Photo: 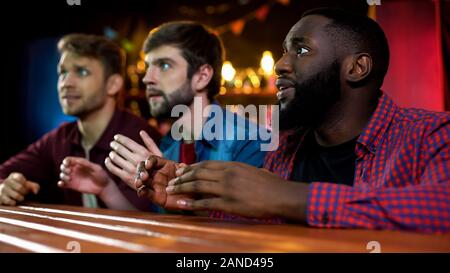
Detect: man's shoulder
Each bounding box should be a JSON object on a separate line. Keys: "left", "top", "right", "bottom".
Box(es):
{"left": 40, "top": 120, "right": 78, "bottom": 141}
{"left": 393, "top": 106, "right": 450, "bottom": 132}
{"left": 117, "top": 108, "right": 150, "bottom": 127}
{"left": 115, "top": 108, "right": 157, "bottom": 134}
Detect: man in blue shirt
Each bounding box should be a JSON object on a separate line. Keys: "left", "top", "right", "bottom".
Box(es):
{"left": 104, "top": 21, "right": 271, "bottom": 194}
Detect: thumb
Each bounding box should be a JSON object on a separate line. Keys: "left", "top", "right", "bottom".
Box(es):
{"left": 140, "top": 130, "right": 162, "bottom": 157}
{"left": 68, "top": 157, "right": 99, "bottom": 170}
{"left": 25, "top": 181, "right": 40, "bottom": 195}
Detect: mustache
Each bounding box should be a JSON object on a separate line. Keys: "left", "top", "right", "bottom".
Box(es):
{"left": 145, "top": 88, "right": 165, "bottom": 97}
{"left": 145, "top": 88, "right": 170, "bottom": 106}
{"left": 59, "top": 88, "right": 80, "bottom": 98}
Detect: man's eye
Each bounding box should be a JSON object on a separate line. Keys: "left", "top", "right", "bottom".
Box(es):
{"left": 77, "top": 68, "right": 89, "bottom": 77}
{"left": 58, "top": 70, "right": 67, "bottom": 78}
{"left": 161, "top": 63, "right": 170, "bottom": 71}
{"left": 297, "top": 47, "right": 309, "bottom": 56}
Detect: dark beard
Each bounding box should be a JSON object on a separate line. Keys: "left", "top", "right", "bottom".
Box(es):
{"left": 279, "top": 60, "right": 341, "bottom": 131}
{"left": 148, "top": 80, "right": 195, "bottom": 118}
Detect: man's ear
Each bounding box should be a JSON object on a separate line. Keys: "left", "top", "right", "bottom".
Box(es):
{"left": 344, "top": 53, "right": 372, "bottom": 83}
{"left": 105, "top": 74, "right": 124, "bottom": 96}
{"left": 191, "top": 64, "right": 214, "bottom": 92}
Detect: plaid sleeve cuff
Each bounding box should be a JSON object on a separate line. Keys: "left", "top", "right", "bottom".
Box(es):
{"left": 307, "top": 182, "right": 353, "bottom": 227}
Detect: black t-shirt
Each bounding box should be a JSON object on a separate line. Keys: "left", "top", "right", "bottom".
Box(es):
{"left": 291, "top": 131, "right": 358, "bottom": 186}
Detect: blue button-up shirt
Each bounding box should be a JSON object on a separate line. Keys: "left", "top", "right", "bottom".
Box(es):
{"left": 160, "top": 104, "right": 268, "bottom": 168}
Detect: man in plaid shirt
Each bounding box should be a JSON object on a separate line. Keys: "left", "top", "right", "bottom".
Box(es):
{"left": 137, "top": 8, "right": 449, "bottom": 233}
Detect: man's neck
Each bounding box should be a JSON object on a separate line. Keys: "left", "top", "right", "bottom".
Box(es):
{"left": 77, "top": 100, "right": 116, "bottom": 150}
{"left": 313, "top": 90, "right": 379, "bottom": 147}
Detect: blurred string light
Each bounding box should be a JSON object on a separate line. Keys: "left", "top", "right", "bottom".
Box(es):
{"left": 136, "top": 60, "right": 146, "bottom": 73}
{"left": 121, "top": 39, "right": 134, "bottom": 53}
{"left": 260, "top": 51, "right": 274, "bottom": 76}
{"left": 221, "top": 61, "right": 236, "bottom": 82}
{"left": 246, "top": 68, "right": 260, "bottom": 89}
{"left": 218, "top": 52, "right": 278, "bottom": 96}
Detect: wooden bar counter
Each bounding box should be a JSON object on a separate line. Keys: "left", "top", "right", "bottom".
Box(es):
{"left": 0, "top": 203, "right": 449, "bottom": 253}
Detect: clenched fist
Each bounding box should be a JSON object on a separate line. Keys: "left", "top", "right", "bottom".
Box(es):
{"left": 0, "top": 172, "right": 40, "bottom": 206}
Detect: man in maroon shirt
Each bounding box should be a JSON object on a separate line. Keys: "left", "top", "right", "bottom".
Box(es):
{"left": 0, "top": 34, "right": 160, "bottom": 211}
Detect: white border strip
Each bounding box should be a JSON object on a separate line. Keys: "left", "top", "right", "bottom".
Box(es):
{"left": 0, "top": 208, "right": 211, "bottom": 247}
{"left": 0, "top": 233, "right": 66, "bottom": 253}
{"left": 18, "top": 206, "right": 265, "bottom": 238}
{"left": 0, "top": 216, "right": 156, "bottom": 252}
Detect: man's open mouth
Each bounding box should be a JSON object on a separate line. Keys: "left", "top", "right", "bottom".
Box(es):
{"left": 275, "top": 79, "right": 296, "bottom": 101}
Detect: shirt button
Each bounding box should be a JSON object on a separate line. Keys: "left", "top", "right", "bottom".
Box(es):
{"left": 323, "top": 212, "right": 329, "bottom": 224}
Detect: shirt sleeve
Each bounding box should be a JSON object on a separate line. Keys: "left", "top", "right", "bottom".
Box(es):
{"left": 306, "top": 120, "right": 450, "bottom": 233}
{"left": 0, "top": 131, "right": 56, "bottom": 185}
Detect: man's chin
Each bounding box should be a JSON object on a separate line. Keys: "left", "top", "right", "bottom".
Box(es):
{"left": 61, "top": 108, "right": 78, "bottom": 117}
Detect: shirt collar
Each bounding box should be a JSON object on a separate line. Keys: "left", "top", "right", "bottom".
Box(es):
{"left": 70, "top": 107, "right": 122, "bottom": 151}
{"left": 356, "top": 92, "right": 397, "bottom": 156}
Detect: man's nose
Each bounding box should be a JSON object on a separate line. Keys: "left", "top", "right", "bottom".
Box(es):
{"left": 142, "top": 66, "right": 158, "bottom": 86}
{"left": 60, "top": 73, "right": 76, "bottom": 88}
{"left": 274, "top": 54, "right": 293, "bottom": 76}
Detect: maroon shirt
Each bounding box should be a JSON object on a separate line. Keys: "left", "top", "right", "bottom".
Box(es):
{"left": 0, "top": 108, "right": 161, "bottom": 211}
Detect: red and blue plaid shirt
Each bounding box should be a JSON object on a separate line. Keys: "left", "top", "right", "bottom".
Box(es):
{"left": 265, "top": 93, "right": 450, "bottom": 233}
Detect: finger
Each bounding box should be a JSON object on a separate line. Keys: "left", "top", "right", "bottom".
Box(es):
{"left": 171, "top": 168, "right": 223, "bottom": 186}
{"left": 133, "top": 160, "right": 150, "bottom": 189}
{"left": 175, "top": 161, "right": 227, "bottom": 176}
{"left": 9, "top": 172, "right": 27, "bottom": 184}
{"left": 57, "top": 180, "right": 66, "bottom": 188}
{"left": 114, "top": 134, "right": 149, "bottom": 156}
{"left": 65, "top": 157, "right": 99, "bottom": 171}
{"left": 62, "top": 157, "right": 71, "bottom": 166}
{"left": 140, "top": 130, "right": 162, "bottom": 157}
{"left": 25, "top": 181, "right": 40, "bottom": 195}
{"left": 1, "top": 195, "right": 16, "bottom": 206}
{"left": 144, "top": 155, "right": 175, "bottom": 172}
{"left": 105, "top": 158, "right": 135, "bottom": 187}
{"left": 108, "top": 151, "right": 136, "bottom": 174}
{"left": 60, "top": 163, "right": 71, "bottom": 175}
{"left": 176, "top": 197, "right": 223, "bottom": 211}
{"left": 3, "top": 186, "right": 25, "bottom": 202}
{"left": 110, "top": 140, "right": 139, "bottom": 164}
{"left": 6, "top": 180, "right": 29, "bottom": 195}
{"left": 136, "top": 160, "right": 149, "bottom": 181}
{"left": 166, "top": 180, "right": 223, "bottom": 196}
{"left": 137, "top": 185, "right": 155, "bottom": 200}
{"left": 135, "top": 172, "right": 151, "bottom": 189}
{"left": 59, "top": 172, "right": 70, "bottom": 183}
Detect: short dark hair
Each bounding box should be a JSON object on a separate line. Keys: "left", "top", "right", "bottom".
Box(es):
{"left": 57, "top": 33, "right": 125, "bottom": 79}
{"left": 302, "top": 8, "right": 390, "bottom": 88}
{"left": 143, "top": 21, "right": 224, "bottom": 101}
